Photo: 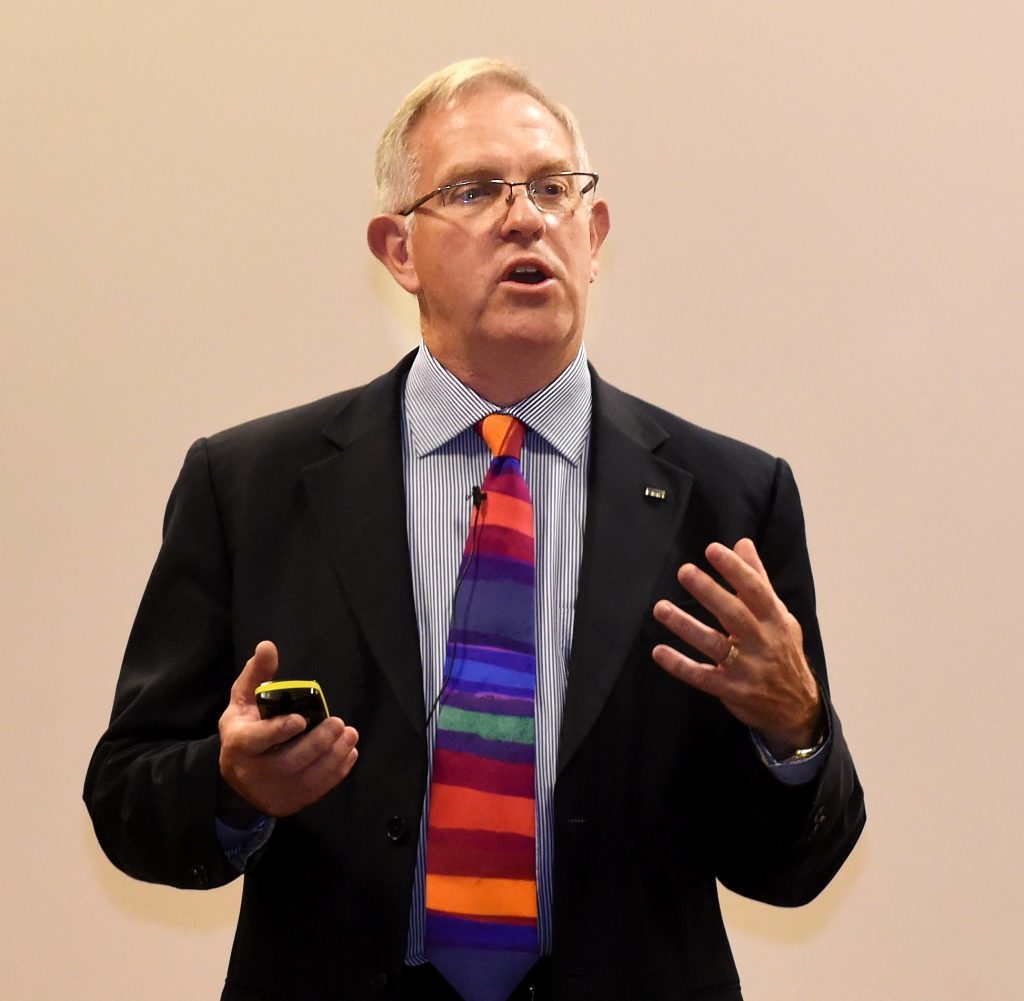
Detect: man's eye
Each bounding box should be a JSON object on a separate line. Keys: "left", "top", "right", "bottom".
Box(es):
{"left": 534, "top": 177, "right": 571, "bottom": 198}
{"left": 447, "top": 181, "right": 502, "bottom": 206}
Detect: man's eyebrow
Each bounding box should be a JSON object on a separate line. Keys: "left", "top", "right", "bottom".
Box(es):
{"left": 437, "top": 165, "right": 498, "bottom": 183}
{"left": 438, "top": 160, "right": 576, "bottom": 183}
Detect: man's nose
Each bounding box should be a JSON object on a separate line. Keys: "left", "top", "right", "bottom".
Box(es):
{"left": 500, "top": 183, "right": 545, "bottom": 238}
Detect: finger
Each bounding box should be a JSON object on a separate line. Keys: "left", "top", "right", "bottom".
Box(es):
{"left": 270, "top": 726, "right": 360, "bottom": 813}
{"left": 292, "top": 730, "right": 360, "bottom": 795}
{"left": 652, "top": 600, "right": 733, "bottom": 664}
{"left": 270, "top": 718, "right": 354, "bottom": 773}
{"left": 676, "top": 562, "right": 753, "bottom": 638}
{"left": 229, "top": 712, "right": 308, "bottom": 756}
{"left": 704, "top": 543, "right": 776, "bottom": 620}
{"left": 651, "top": 643, "right": 728, "bottom": 698}
{"left": 733, "top": 537, "right": 767, "bottom": 578}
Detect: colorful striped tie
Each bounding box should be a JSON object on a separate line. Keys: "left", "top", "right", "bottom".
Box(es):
{"left": 424, "top": 414, "right": 539, "bottom": 1001}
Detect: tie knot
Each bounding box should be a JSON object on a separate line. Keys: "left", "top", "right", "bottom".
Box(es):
{"left": 478, "top": 414, "right": 525, "bottom": 460}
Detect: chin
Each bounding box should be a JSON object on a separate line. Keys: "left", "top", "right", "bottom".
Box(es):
{"left": 483, "top": 315, "right": 579, "bottom": 354}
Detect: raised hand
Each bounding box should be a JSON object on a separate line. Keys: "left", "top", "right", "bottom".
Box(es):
{"left": 652, "top": 539, "right": 823, "bottom": 759}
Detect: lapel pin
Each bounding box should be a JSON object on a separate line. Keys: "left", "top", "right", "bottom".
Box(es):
{"left": 644, "top": 487, "right": 668, "bottom": 501}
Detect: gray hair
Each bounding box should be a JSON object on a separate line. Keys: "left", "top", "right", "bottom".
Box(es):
{"left": 374, "top": 57, "right": 591, "bottom": 214}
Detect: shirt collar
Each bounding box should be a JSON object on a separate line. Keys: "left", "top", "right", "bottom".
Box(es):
{"left": 404, "top": 341, "right": 592, "bottom": 465}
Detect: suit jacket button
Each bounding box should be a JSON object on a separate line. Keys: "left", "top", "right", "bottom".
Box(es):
{"left": 188, "top": 864, "right": 209, "bottom": 887}
{"left": 385, "top": 816, "right": 409, "bottom": 845}
{"left": 809, "top": 807, "right": 827, "bottom": 838}
{"left": 369, "top": 971, "right": 388, "bottom": 994}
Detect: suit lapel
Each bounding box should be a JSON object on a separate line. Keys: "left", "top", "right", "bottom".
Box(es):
{"left": 557, "top": 374, "right": 695, "bottom": 774}
{"left": 298, "top": 357, "right": 696, "bottom": 764}
{"left": 301, "top": 355, "right": 426, "bottom": 738}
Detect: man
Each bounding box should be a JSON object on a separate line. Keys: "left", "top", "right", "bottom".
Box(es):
{"left": 85, "top": 58, "right": 864, "bottom": 1001}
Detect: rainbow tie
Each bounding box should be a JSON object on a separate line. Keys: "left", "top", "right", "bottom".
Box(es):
{"left": 424, "top": 414, "right": 539, "bottom": 1001}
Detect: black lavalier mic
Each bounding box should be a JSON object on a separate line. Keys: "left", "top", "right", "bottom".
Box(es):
{"left": 471, "top": 485, "right": 487, "bottom": 508}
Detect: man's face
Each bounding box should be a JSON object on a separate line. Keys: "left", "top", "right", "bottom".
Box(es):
{"left": 390, "top": 87, "right": 609, "bottom": 397}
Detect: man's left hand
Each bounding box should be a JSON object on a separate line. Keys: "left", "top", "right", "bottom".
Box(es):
{"left": 652, "top": 538, "right": 822, "bottom": 759}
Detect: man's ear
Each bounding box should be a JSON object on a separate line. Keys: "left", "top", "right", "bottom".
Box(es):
{"left": 367, "top": 214, "right": 421, "bottom": 294}
{"left": 588, "top": 200, "right": 611, "bottom": 282}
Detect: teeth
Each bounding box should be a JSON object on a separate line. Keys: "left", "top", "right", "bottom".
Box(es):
{"left": 507, "top": 263, "right": 547, "bottom": 284}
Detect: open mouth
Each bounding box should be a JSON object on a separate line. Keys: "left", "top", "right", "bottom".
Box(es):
{"left": 504, "top": 264, "right": 550, "bottom": 285}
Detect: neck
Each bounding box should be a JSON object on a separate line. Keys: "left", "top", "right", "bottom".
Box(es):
{"left": 423, "top": 339, "right": 581, "bottom": 407}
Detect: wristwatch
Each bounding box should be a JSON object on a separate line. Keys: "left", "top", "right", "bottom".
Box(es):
{"left": 786, "top": 730, "right": 826, "bottom": 762}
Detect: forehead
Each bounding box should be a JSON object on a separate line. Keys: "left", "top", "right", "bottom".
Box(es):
{"left": 409, "top": 87, "right": 576, "bottom": 184}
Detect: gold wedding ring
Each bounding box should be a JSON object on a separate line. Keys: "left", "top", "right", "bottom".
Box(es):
{"left": 722, "top": 643, "right": 740, "bottom": 667}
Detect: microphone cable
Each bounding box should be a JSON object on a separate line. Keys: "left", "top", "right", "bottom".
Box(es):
{"left": 425, "top": 418, "right": 519, "bottom": 727}
{"left": 425, "top": 482, "right": 487, "bottom": 727}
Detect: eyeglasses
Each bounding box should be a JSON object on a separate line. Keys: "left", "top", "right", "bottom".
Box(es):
{"left": 398, "top": 171, "right": 599, "bottom": 218}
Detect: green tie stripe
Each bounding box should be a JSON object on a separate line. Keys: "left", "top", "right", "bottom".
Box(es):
{"left": 437, "top": 704, "right": 536, "bottom": 745}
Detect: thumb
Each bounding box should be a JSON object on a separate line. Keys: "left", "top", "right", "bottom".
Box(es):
{"left": 231, "top": 640, "right": 279, "bottom": 708}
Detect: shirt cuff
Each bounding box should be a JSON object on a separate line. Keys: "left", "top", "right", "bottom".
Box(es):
{"left": 749, "top": 730, "right": 831, "bottom": 786}
{"left": 215, "top": 814, "right": 275, "bottom": 871}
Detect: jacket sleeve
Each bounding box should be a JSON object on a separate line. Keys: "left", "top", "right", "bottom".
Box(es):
{"left": 83, "top": 439, "right": 243, "bottom": 890}
{"left": 711, "top": 458, "right": 866, "bottom": 906}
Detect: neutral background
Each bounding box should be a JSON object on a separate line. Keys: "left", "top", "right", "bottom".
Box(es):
{"left": 3, "top": 3, "right": 1022, "bottom": 999}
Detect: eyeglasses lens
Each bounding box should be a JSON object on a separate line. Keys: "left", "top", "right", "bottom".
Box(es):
{"left": 439, "top": 175, "right": 593, "bottom": 214}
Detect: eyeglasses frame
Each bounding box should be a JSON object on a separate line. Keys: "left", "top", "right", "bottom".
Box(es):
{"left": 397, "top": 171, "right": 599, "bottom": 218}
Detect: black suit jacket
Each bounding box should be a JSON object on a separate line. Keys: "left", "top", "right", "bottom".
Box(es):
{"left": 85, "top": 352, "right": 864, "bottom": 1001}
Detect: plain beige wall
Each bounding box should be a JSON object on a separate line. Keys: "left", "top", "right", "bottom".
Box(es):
{"left": 3, "top": 3, "right": 1022, "bottom": 998}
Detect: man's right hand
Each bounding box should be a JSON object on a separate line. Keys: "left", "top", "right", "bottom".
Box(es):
{"left": 218, "top": 640, "right": 359, "bottom": 818}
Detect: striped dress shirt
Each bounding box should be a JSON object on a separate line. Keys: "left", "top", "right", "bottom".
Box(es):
{"left": 402, "top": 342, "right": 591, "bottom": 963}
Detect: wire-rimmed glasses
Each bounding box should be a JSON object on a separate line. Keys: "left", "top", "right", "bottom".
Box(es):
{"left": 398, "top": 171, "right": 599, "bottom": 218}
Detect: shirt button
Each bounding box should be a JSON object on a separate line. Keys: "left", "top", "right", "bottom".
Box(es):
{"left": 369, "top": 971, "right": 388, "bottom": 994}
{"left": 385, "top": 816, "right": 409, "bottom": 845}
